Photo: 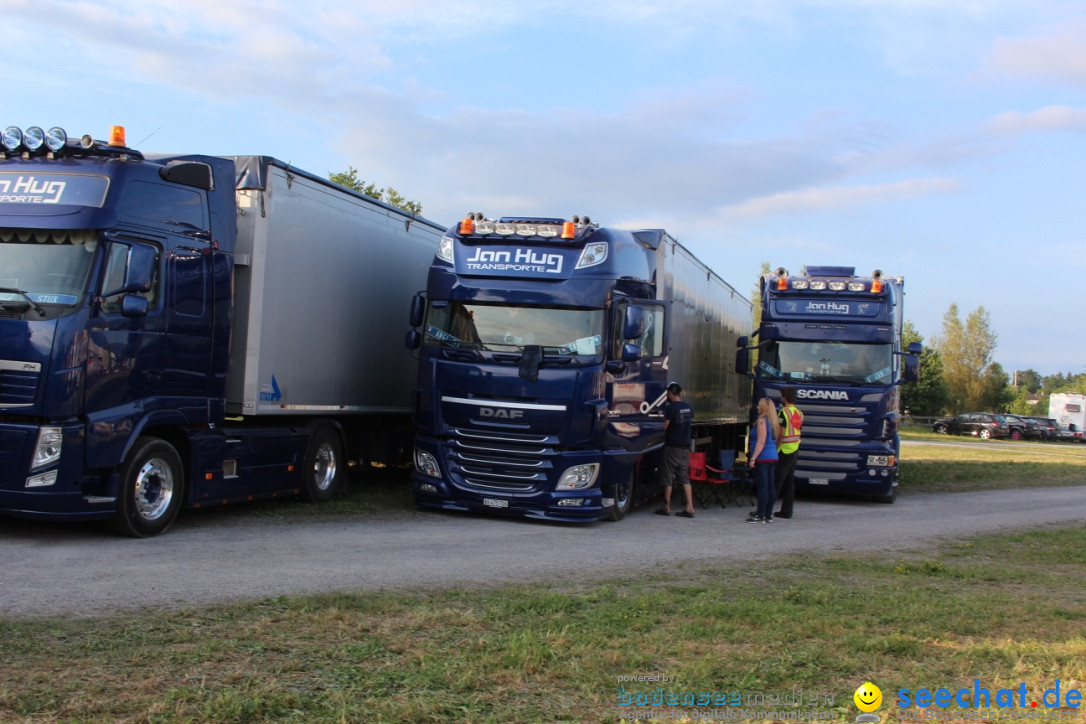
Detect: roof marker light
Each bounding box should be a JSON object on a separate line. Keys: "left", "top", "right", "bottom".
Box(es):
{"left": 562, "top": 221, "right": 576, "bottom": 239}
{"left": 109, "top": 125, "right": 126, "bottom": 147}
{"left": 791, "top": 280, "right": 808, "bottom": 290}
{"left": 848, "top": 282, "right": 865, "bottom": 292}
{"left": 871, "top": 279, "right": 883, "bottom": 293}
{"left": 810, "top": 281, "right": 827, "bottom": 290}
{"left": 459, "top": 216, "right": 474, "bottom": 234}
{"left": 776, "top": 276, "right": 788, "bottom": 290}
{"left": 829, "top": 281, "right": 846, "bottom": 291}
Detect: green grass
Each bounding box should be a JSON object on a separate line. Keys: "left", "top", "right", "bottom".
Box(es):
{"left": 900, "top": 430, "right": 1086, "bottom": 492}
{"left": 2, "top": 526, "right": 1083, "bottom": 723}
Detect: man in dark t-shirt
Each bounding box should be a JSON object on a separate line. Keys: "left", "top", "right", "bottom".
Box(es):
{"left": 657, "top": 382, "right": 695, "bottom": 518}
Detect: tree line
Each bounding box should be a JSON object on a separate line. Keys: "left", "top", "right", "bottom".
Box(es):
{"left": 902, "top": 304, "right": 1083, "bottom": 418}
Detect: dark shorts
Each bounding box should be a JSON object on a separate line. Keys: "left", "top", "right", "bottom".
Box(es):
{"left": 661, "top": 446, "right": 689, "bottom": 488}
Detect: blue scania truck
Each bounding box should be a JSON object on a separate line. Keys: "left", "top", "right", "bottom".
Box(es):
{"left": 405, "top": 214, "right": 751, "bottom": 521}
{"left": 0, "top": 124, "right": 442, "bottom": 536}
{"left": 737, "top": 266, "right": 920, "bottom": 503}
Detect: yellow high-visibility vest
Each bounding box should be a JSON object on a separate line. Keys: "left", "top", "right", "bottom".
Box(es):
{"left": 778, "top": 404, "right": 803, "bottom": 454}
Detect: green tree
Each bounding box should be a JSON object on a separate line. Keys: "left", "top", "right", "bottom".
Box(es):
{"left": 899, "top": 320, "right": 950, "bottom": 416}
{"left": 1012, "top": 368, "right": 1042, "bottom": 393}
{"left": 328, "top": 166, "right": 423, "bottom": 215}
{"left": 977, "top": 361, "right": 1014, "bottom": 411}
{"left": 932, "top": 303, "right": 1000, "bottom": 413}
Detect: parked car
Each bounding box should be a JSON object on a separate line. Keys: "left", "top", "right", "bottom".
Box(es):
{"left": 1004, "top": 414, "right": 1041, "bottom": 440}
{"left": 931, "top": 413, "right": 1010, "bottom": 439}
{"left": 1058, "top": 423, "right": 1085, "bottom": 443}
{"left": 1026, "top": 417, "right": 1060, "bottom": 441}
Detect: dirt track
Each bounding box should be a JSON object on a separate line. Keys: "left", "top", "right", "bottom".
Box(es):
{"left": 2, "top": 484, "right": 1083, "bottom": 619}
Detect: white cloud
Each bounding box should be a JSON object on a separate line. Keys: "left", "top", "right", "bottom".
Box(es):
{"left": 985, "top": 22, "right": 1086, "bottom": 89}
{"left": 988, "top": 105, "right": 1086, "bottom": 135}
{"left": 717, "top": 177, "right": 963, "bottom": 221}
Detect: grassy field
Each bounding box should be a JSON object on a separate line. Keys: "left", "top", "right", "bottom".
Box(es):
{"left": 1, "top": 440, "right": 1083, "bottom": 723}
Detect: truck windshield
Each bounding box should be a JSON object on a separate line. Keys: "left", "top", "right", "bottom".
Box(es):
{"left": 425, "top": 301, "right": 604, "bottom": 356}
{"left": 757, "top": 340, "right": 893, "bottom": 384}
{"left": 0, "top": 229, "right": 97, "bottom": 306}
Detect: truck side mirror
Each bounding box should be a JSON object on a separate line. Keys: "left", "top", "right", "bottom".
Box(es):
{"left": 159, "top": 160, "right": 214, "bottom": 190}
{"left": 621, "top": 343, "right": 642, "bottom": 362}
{"left": 907, "top": 341, "right": 922, "bottom": 355}
{"left": 408, "top": 293, "right": 425, "bottom": 328}
{"left": 405, "top": 328, "right": 421, "bottom": 350}
{"left": 623, "top": 305, "right": 643, "bottom": 340}
{"left": 736, "top": 346, "right": 751, "bottom": 376}
{"left": 125, "top": 245, "right": 157, "bottom": 293}
{"left": 121, "top": 294, "right": 150, "bottom": 318}
{"left": 901, "top": 353, "right": 920, "bottom": 383}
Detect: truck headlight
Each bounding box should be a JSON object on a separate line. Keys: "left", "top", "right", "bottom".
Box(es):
{"left": 414, "top": 448, "right": 441, "bottom": 478}
{"left": 866, "top": 455, "right": 895, "bottom": 467}
{"left": 31, "top": 426, "right": 62, "bottom": 470}
{"left": 556, "top": 463, "right": 599, "bottom": 490}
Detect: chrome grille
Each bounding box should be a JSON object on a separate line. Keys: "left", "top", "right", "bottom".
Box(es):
{"left": 448, "top": 427, "right": 558, "bottom": 493}
{"left": 795, "top": 403, "right": 869, "bottom": 476}
{"left": 0, "top": 367, "right": 39, "bottom": 407}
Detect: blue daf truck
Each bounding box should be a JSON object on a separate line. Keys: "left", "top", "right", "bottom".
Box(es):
{"left": 405, "top": 214, "right": 751, "bottom": 521}
{"left": 0, "top": 124, "right": 442, "bottom": 536}
{"left": 736, "top": 266, "right": 920, "bottom": 503}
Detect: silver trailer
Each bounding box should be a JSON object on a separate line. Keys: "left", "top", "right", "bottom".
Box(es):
{"left": 654, "top": 234, "right": 752, "bottom": 429}
{"left": 226, "top": 157, "right": 444, "bottom": 417}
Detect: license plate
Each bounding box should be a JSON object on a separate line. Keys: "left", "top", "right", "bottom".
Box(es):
{"left": 808, "top": 478, "right": 829, "bottom": 486}
{"left": 483, "top": 497, "right": 509, "bottom": 508}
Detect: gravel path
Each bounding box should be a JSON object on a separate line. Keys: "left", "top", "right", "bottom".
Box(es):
{"left": 2, "top": 486, "right": 1083, "bottom": 618}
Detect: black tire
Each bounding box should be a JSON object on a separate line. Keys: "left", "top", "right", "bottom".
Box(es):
{"left": 607, "top": 474, "right": 635, "bottom": 522}
{"left": 111, "top": 437, "right": 184, "bottom": 538}
{"left": 934, "top": 424, "right": 948, "bottom": 434}
{"left": 302, "top": 426, "right": 345, "bottom": 503}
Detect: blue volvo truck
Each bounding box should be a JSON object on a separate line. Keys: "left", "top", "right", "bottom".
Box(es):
{"left": 405, "top": 214, "right": 751, "bottom": 521}
{"left": 0, "top": 124, "right": 442, "bottom": 536}
{"left": 736, "top": 266, "right": 920, "bottom": 503}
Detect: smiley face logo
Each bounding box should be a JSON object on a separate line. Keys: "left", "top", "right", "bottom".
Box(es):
{"left": 854, "top": 682, "right": 883, "bottom": 712}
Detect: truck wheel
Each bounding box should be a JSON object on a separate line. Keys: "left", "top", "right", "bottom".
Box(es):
{"left": 877, "top": 487, "right": 897, "bottom": 504}
{"left": 112, "top": 437, "right": 184, "bottom": 538}
{"left": 607, "top": 474, "right": 635, "bottom": 522}
{"left": 302, "top": 426, "right": 344, "bottom": 503}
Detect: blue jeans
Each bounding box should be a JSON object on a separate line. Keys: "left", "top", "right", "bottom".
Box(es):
{"left": 754, "top": 461, "right": 777, "bottom": 519}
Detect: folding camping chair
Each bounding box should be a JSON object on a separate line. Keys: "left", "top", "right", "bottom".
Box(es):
{"left": 704, "top": 449, "right": 754, "bottom": 507}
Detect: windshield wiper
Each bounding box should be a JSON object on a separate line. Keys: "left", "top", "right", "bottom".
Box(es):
{"left": 0, "top": 287, "right": 45, "bottom": 317}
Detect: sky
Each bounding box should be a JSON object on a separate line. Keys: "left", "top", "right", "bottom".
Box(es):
{"left": 6, "top": 0, "right": 1085, "bottom": 377}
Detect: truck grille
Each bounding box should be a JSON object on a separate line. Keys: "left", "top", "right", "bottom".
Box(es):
{"left": 448, "top": 427, "right": 558, "bottom": 493}
{"left": 0, "top": 367, "right": 38, "bottom": 407}
{"left": 794, "top": 402, "right": 869, "bottom": 477}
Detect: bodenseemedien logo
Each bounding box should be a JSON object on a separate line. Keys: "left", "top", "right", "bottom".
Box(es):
{"left": 854, "top": 682, "right": 883, "bottom": 722}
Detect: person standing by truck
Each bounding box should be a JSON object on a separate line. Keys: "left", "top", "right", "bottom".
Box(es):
{"left": 747, "top": 398, "right": 780, "bottom": 524}
{"left": 656, "top": 382, "right": 696, "bottom": 518}
{"left": 775, "top": 386, "right": 803, "bottom": 519}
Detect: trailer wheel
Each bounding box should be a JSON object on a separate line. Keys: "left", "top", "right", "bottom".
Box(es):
{"left": 302, "top": 426, "right": 345, "bottom": 503}
{"left": 607, "top": 474, "right": 634, "bottom": 522}
{"left": 111, "top": 437, "right": 184, "bottom": 538}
